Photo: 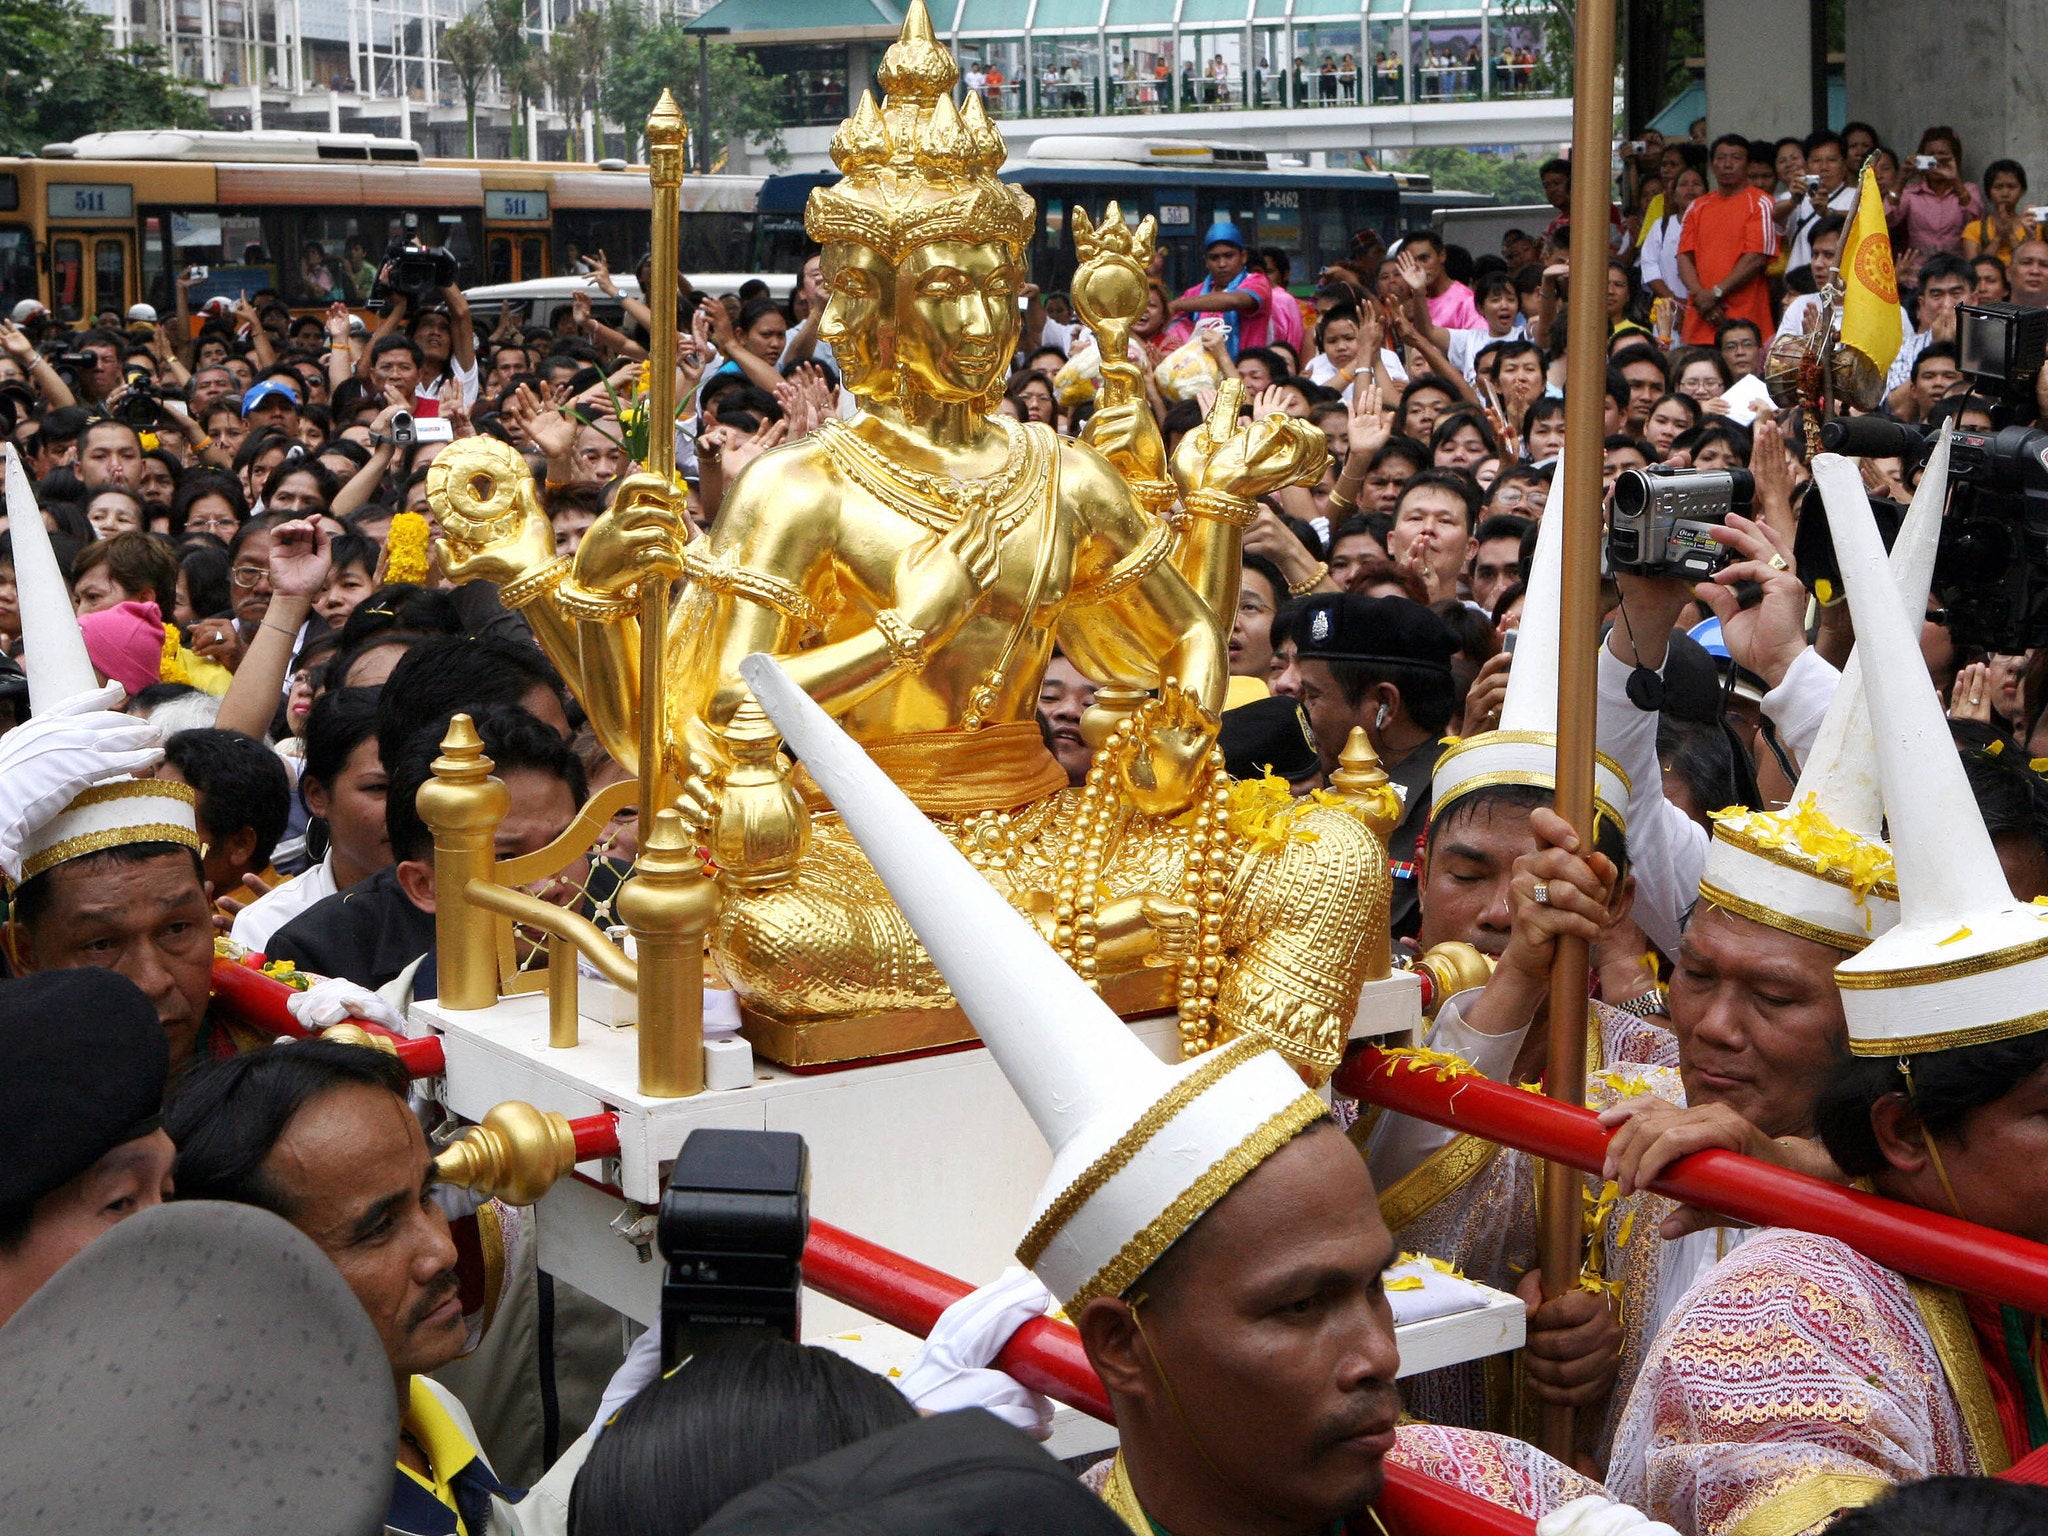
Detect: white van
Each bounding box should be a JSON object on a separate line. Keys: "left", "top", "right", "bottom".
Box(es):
{"left": 462, "top": 271, "right": 795, "bottom": 332}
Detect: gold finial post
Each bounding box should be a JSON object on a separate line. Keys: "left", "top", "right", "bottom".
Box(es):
{"left": 433, "top": 1100, "right": 581, "bottom": 1207}
{"left": 639, "top": 89, "right": 687, "bottom": 833}
{"left": 416, "top": 714, "right": 509, "bottom": 1010}
{"left": 1329, "top": 726, "right": 1401, "bottom": 840}
{"left": 616, "top": 807, "right": 718, "bottom": 1097}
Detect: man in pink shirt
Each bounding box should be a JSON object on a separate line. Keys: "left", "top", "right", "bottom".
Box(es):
{"left": 1164, "top": 221, "right": 1274, "bottom": 359}
{"left": 1400, "top": 229, "right": 1480, "bottom": 330}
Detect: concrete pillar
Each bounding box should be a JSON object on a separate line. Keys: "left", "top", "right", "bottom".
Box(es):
{"left": 1702, "top": 0, "right": 1814, "bottom": 141}
{"left": 329, "top": 88, "right": 341, "bottom": 133}
{"left": 1846, "top": 0, "right": 2048, "bottom": 178}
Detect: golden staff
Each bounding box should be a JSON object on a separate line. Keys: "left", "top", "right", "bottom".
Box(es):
{"left": 1539, "top": 0, "right": 1617, "bottom": 1463}
{"left": 640, "top": 89, "right": 685, "bottom": 834}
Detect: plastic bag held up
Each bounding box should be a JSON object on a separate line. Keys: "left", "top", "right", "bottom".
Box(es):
{"left": 1154, "top": 334, "right": 1224, "bottom": 402}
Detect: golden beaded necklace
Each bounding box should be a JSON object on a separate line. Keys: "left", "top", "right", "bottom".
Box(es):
{"left": 1050, "top": 696, "right": 1234, "bottom": 1059}
{"left": 816, "top": 416, "right": 1041, "bottom": 537}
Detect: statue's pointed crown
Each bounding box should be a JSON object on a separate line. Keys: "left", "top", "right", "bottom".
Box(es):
{"left": 805, "top": 0, "right": 1032, "bottom": 261}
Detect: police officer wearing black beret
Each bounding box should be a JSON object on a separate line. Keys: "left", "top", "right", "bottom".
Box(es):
{"left": 0, "top": 969, "right": 173, "bottom": 1329}
{"left": 1289, "top": 592, "right": 1459, "bottom": 938}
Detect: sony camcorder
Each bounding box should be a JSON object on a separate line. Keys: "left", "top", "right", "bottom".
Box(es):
{"left": 1606, "top": 466, "right": 1755, "bottom": 579}
{"left": 656, "top": 1127, "right": 809, "bottom": 1372}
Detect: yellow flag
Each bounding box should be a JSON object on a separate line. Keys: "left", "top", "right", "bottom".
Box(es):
{"left": 1840, "top": 164, "right": 1902, "bottom": 374}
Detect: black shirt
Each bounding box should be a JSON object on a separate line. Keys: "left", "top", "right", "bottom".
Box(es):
{"left": 1385, "top": 736, "right": 1444, "bottom": 942}
{"left": 267, "top": 866, "right": 438, "bottom": 998}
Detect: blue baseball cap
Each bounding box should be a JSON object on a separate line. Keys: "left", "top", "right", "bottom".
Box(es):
{"left": 1203, "top": 220, "right": 1246, "bottom": 251}
{"left": 241, "top": 378, "right": 301, "bottom": 416}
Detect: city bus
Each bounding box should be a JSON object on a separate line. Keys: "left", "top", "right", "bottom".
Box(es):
{"left": 0, "top": 130, "right": 762, "bottom": 322}
{"left": 754, "top": 137, "right": 1437, "bottom": 294}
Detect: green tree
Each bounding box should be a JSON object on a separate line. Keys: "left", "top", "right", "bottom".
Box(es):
{"left": 1382, "top": 146, "right": 1549, "bottom": 205}
{"left": 440, "top": 11, "right": 494, "bottom": 158}
{"left": 0, "top": 0, "right": 208, "bottom": 156}
{"left": 542, "top": 9, "right": 607, "bottom": 161}
{"left": 596, "top": 9, "right": 789, "bottom": 170}
{"left": 481, "top": 0, "right": 534, "bottom": 158}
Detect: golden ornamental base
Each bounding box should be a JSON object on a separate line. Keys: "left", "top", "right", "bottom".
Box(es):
{"left": 740, "top": 967, "right": 1179, "bottom": 1069}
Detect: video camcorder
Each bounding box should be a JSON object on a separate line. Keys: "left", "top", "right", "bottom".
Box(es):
{"left": 1606, "top": 466, "right": 1755, "bottom": 579}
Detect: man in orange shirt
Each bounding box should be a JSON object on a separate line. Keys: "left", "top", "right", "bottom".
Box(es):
{"left": 1676, "top": 133, "right": 1778, "bottom": 347}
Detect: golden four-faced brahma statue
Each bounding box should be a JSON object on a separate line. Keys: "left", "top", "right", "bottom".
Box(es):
{"left": 428, "top": 0, "right": 1393, "bottom": 1078}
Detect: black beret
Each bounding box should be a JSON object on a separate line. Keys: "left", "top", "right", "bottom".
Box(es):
{"left": 1220, "top": 695, "right": 1321, "bottom": 783}
{"left": 1292, "top": 592, "right": 1458, "bottom": 674}
{"left": 0, "top": 970, "right": 168, "bottom": 1211}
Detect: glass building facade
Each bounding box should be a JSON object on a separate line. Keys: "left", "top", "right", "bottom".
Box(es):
{"left": 938, "top": 0, "right": 1560, "bottom": 120}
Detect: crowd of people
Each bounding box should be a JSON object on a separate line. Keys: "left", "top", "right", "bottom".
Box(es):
{"left": 6, "top": 90, "right": 2048, "bottom": 1536}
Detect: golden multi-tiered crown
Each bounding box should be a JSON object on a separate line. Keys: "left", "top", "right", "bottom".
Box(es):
{"left": 804, "top": 0, "right": 1033, "bottom": 261}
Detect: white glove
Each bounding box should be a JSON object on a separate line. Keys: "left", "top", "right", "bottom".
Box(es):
{"left": 288, "top": 974, "right": 410, "bottom": 1034}
{"left": 1535, "top": 1496, "right": 1683, "bottom": 1536}
{"left": 897, "top": 1266, "right": 1056, "bottom": 1441}
{"left": 0, "top": 684, "right": 161, "bottom": 882}
{"left": 590, "top": 1324, "right": 663, "bottom": 1439}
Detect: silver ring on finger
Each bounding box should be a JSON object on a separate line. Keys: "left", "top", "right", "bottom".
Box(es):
{"left": 1531, "top": 882, "right": 1551, "bottom": 906}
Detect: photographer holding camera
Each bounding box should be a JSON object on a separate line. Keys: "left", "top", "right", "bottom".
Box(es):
{"left": 360, "top": 223, "right": 477, "bottom": 417}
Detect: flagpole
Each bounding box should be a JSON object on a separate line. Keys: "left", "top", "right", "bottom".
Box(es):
{"left": 1537, "top": 0, "right": 1617, "bottom": 1464}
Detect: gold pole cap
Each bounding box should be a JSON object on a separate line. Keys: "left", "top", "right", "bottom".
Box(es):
{"left": 645, "top": 88, "right": 688, "bottom": 149}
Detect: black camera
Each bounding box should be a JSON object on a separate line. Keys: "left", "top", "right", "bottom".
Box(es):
{"left": 113, "top": 364, "right": 162, "bottom": 431}
{"left": 1606, "top": 466, "right": 1756, "bottom": 578}
{"left": 48, "top": 351, "right": 97, "bottom": 391}
{"left": 657, "top": 1128, "right": 808, "bottom": 1372}
{"left": 1813, "top": 413, "right": 2048, "bottom": 652}
{"left": 0, "top": 381, "right": 35, "bottom": 436}
{"left": 383, "top": 227, "right": 460, "bottom": 312}
{"left": 1957, "top": 301, "right": 2048, "bottom": 410}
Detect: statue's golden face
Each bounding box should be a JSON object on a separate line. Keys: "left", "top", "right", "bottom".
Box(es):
{"left": 895, "top": 241, "right": 1021, "bottom": 403}
{"left": 819, "top": 243, "right": 893, "bottom": 397}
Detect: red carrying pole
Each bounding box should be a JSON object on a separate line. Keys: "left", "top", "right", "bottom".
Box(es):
{"left": 1335, "top": 1046, "right": 2048, "bottom": 1316}
{"left": 211, "top": 955, "right": 447, "bottom": 1078}
{"left": 800, "top": 1219, "right": 1535, "bottom": 1536}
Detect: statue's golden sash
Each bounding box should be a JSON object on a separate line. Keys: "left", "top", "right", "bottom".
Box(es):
{"left": 794, "top": 721, "right": 1071, "bottom": 816}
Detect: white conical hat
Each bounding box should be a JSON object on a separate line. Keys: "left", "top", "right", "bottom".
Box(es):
{"left": 1430, "top": 454, "right": 1629, "bottom": 832}
{"left": 1697, "top": 433, "right": 1951, "bottom": 950}
{"left": 1812, "top": 448, "right": 2048, "bottom": 1054}
{"left": 3, "top": 445, "right": 195, "bottom": 884}
{"left": 739, "top": 653, "right": 1326, "bottom": 1309}
{"left": 6, "top": 446, "right": 98, "bottom": 711}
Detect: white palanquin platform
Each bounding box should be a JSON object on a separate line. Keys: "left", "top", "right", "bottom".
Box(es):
{"left": 417, "top": 971, "right": 1430, "bottom": 1334}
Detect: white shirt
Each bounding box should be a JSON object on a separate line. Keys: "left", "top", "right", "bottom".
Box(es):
{"left": 1780, "top": 291, "right": 1912, "bottom": 355}
{"left": 1784, "top": 183, "right": 1857, "bottom": 272}
{"left": 231, "top": 851, "right": 339, "bottom": 955}
{"left": 416, "top": 351, "right": 480, "bottom": 412}
{"left": 1594, "top": 642, "right": 1839, "bottom": 956}
{"left": 1441, "top": 322, "right": 1526, "bottom": 383}
{"left": 1884, "top": 326, "right": 1937, "bottom": 394}
{"left": 1638, "top": 213, "right": 1686, "bottom": 296}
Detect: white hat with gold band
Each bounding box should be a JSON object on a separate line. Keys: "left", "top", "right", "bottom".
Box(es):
{"left": 1430, "top": 454, "right": 1629, "bottom": 834}
{"left": 1813, "top": 447, "right": 2048, "bottom": 1056}
{"left": 739, "top": 653, "right": 1326, "bottom": 1311}
{"left": 2, "top": 446, "right": 197, "bottom": 887}
{"left": 1696, "top": 431, "right": 1951, "bottom": 951}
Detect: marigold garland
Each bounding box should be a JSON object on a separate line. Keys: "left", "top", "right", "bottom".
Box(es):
{"left": 386, "top": 511, "right": 431, "bottom": 584}
{"left": 159, "top": 623, "right": 187, "bottom": 685}
{"left": 1708, "top": 792, "right": 1895, "bottom": 903}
